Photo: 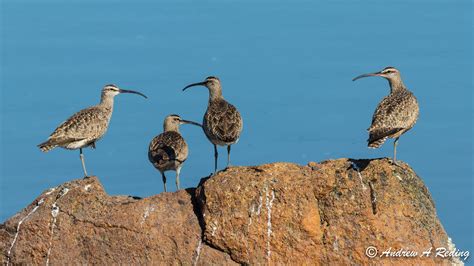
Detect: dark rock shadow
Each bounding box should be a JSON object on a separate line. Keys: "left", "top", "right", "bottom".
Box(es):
{"left": 185, "top": 187, "right": 206, "bottom": 237}
{"left": 129, "top": 195, "right": 143, "bottom": 200}
{"left": 197, "top": 173, "right": 213, "bottom": 187}
{"left": 348, "top": 158, "right": 386, "bottom": 172}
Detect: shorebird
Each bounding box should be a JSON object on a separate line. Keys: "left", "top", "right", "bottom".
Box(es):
{"left": 183, "top": 76, "right": 243, "bottom": 173}
{"left": 38, "top": 84, "right": 147, "bottom": 176}
{"left": 148, "top": 114, "right": 201, "bottom": 192}
{"left": 353, "top": 66, "right": 419, "bottom": 164}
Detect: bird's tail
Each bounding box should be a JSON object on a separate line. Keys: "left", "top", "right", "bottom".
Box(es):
{"left": 38, "top": 140, "right": 57, "bottom": 152}
{"left": 368, "top": 136, "right": 388, "bottom": 148}
{"left": 367, "top": 128, "right": 402, "bottom": 149}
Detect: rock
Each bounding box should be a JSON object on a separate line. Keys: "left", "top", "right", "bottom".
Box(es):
{"left": 0, "top": 159, "right": 462, "bottom": 265}
{"left": 0, "top": 177, "right": 235, "bottom": 265}
{"left": 196, "top": 159, "right": 460, "bottom": 265}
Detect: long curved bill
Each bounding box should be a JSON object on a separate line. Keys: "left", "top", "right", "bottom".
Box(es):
{"left": 180, "top": 119, "right": 202, "bottom": 127}
{"left": 119, "top": 89, "right": 148, "bottom": 99}
{"left": 352, "top": 72, "right": 381, "bottom": 81}
{"left": 182, "top": 81, "right": 206, "bottom": 91}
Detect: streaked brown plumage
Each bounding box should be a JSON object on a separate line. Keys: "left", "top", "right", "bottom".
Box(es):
{"left": 38, "top": 84, "right": 147, "bottom": 176}
{"left": 183, "top": 76, "right": 243, "bottom": 173}
{"left": 353, "top": 67, "right": 419, "bottom": 163}
{"left": 203, "top": 98, "right": 243, "bottom": 146}
{"left": 148, "top": 114, "right": 201, "bottom": 192}
{"left": 38, "top": 106, "right": 111, "bottom": 152}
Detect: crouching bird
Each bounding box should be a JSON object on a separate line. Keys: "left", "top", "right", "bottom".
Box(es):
{"left": 148, "top": 114, "right": 201, "bottom": 191}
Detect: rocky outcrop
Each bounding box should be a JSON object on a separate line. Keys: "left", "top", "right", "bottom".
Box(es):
{"left": 0, "top": 159, "right": 461, "bottom": 265}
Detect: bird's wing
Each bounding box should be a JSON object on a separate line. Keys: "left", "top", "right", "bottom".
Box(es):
{"left": 47, "top": 106, "right": 110, "bottom": 145}
{"left": 205, "top": 100, "right": 243, "bottom": 143}
{"left": 368, "top": 92, "right": 419, "bottom": 133}
{"left": 148, "top": 132, "right": 187, "bottom": 167}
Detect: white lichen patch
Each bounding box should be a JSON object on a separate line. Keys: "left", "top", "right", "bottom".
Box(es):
{"left": 84, "top": 184, "right": 92, "bottom": 192}
{"left": 140, "top": 205, "right": 155, "bottom": 225}
{"left": 45, "top": 187, "right": 57, "bottom": 196}
{"left": 248, "top": 211, "right": 253, "bottom": 226}
{"left": 58, "top": 187, "right": 69, "bottom": 197}
{"left": 351, "top": 161, "right": 367, "bottom": 190}
{"left": 46, "top": 186, "right": 69, "bottom": 265}
{"left": 211, "top": 222, "right": 218, "bottom": 236}
{"left": 395, "top": 173, "right": 403, "bottom": 181}
{"left": 192, "top": 238, "right": 203, "bottom": 266}
{"left": 7, "top": 198, "right": 45, "bottom": 266}
{"left": 51, "top": 203, "right": 59, "bottom": 218}
{"left": 248, "top": 194, "right": 263, "bottom": 227}
{"left": 333, "top": 236, "right": 339, "bottom": 252}
{"left": 265, "top": 186, "right": 276, "bottom": 260}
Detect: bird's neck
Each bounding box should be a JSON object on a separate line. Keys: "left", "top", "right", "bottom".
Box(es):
{"left": 388, "top": 78, "right": 407, "bottom": 93}
{"left": 208, "top": 87, "right": 223, "bottom": 101}
{"left": 164, "top": 124, "right": 180, "bottom": 133}
{"left": 99, "top": 94, "right": 115, "bottom": 109}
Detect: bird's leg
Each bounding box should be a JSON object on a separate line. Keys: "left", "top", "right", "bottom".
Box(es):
{"left": 162, "top": 172, "right": 167, "bottom": 192}
{"left": 214, "top": 144, "right": 218, "bottom": 174}
{"left": 175, "top": 166, "right": 181, "bottom": 191}
{"left": 79, "top": 148, "right": 88, "bottom": 177}
{"left": 225, "top": 145, "right": 232, "bottom": 171}
{"left": 392, "top": 137, "right": 400, "bottom": 166}
{"left": 90, "top": 142, "right": 96, "bottom": 149}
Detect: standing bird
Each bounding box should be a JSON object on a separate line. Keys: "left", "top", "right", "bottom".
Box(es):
{"left": 352, "top": 67, "right": 419, "bottom": 164}
{"left": 38, "top": 84, "right": 147, "bottom": 176}
{"left": 183, "top": 76, "right": 243, "bottom": 173}
{"left": 148, "top": 114, "right": 201, "bottom": 192}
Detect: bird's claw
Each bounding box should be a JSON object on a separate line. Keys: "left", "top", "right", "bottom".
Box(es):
{"left": 389, "top": 159, "right": 401, "bottom": 167}
{"left": 389, "top": 159, "right": 409, "bottom": 176}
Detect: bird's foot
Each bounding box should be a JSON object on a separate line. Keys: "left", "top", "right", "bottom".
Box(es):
{"left": 389, "top": 158, "right": 402, "bottom": 167}
{"left": 389, "top": 159, "right": 408, "bottom": 178}
{"left": 389, "top": 159, "right": 402, "bottom": 167}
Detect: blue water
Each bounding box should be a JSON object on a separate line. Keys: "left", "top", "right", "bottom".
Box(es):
{"left": 1, "top": 0, "right": 472, "bottom": 258}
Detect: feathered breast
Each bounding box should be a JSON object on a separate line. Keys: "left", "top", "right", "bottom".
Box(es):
{"left": 46, "top": 106, "right": 112, "bottom": 145}
{"left": 203, "top": 99, "right": 243, "bottom": 144}
{"left": 367, "top": 90, "right": 419, "bottom": 146}
{"left": 148, "top": 131, "right": 188, "bottom": 170}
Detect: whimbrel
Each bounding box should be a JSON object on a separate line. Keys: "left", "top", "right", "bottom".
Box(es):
{"left": 148, "top": 114, "right": 201, "bottom": 192}
{"left": 353, "top": 67, "right": 419, "bottom": 164}
{"left": 183, "top": 76, "right": 243, "bottom": 173}
{"left": 38, "top": 84, "right": 147, "bottom": 176}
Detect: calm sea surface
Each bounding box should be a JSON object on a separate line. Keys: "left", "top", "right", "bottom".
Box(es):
{"left": 1, "top": 0, "right": 472, "bottom": 256}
